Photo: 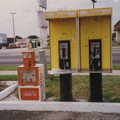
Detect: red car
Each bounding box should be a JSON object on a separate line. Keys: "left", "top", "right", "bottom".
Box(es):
{"left": 7, "top": 43, "right": 20, "bottom": 49}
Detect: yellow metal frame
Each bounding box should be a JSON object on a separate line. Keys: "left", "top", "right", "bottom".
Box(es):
{"left": 45, "top": 7, "right": 112, "bottom": 73}
{"left": 78, "top": 7, "right": 112, "bottom": 17}
{"left": 45, "top": 10, "right": 78, "bottom": 19}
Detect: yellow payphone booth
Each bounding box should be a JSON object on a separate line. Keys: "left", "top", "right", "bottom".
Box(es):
{"left": 45, "top": 7, "right": 112, "bottom": 74}
{"left": 45, "top": 11, "right": 78, "bottom": 74}
{"left": 45, "top": 7, "right": 112, "bottom": 102}
{"left": 78, "top": 7, "right": 112, "bottom": 72}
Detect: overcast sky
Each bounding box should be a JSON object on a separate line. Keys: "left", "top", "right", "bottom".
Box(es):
{"left": 0, "top": 0, "right": 120, "bottom": 38}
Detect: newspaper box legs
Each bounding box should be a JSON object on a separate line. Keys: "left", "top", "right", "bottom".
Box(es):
{"left": 18, "top": 51, "right": 45, "bottom": 101}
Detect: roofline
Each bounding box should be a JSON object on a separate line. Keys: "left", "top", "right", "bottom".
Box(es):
{"left": 114, "top": 20, "right": 120, "bottom": 26}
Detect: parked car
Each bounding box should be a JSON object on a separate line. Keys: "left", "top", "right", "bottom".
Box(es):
{"left": 1, "top": 46, "right": 6, "bottom": 49}
{"left": 18, "top": 43, "right": 27, "bottom": 48}
{"left": 7, "top": 43, "right": 20, "bottom": 49}
{"left": 0, "top": 43, "right": 9, "bottom": 49}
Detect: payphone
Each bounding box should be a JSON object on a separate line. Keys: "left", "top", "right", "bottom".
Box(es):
{"left": 59, "top": 41, "right": 71, "bottom": 69}
{"left": 89, "top": 40, "right": 102, "bottom": 71}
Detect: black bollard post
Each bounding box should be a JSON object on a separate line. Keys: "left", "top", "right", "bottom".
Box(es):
{"left": 90, "top": 73, "right": 102, "bottom": 102}
{"left": 60, "top": 73, "right": 73, "bottom": 101}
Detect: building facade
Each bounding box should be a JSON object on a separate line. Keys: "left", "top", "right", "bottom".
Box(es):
{"left": 0, "top": 33, "right": 7, "bottom": 43}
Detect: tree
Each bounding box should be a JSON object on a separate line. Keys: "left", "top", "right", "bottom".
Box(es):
{"left": 27, "top": 35, "right": 38, "bottom": 39}
{"left": 112, "top": 32, "right": 116, "bottom": 41}
{"left": 15, "top": 35, "right": 22, "bottom": 39}
{"left": 47, "top": 34, "right": 50, "bottom": 46}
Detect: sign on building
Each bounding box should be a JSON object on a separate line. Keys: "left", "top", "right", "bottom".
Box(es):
{"left": 0, "top": 33, "right": 7, "bottom": 43}
{"left": 38, "top": 0, "right": 47, "bottom": 9}
{"left": 37, "top": 10, "right": 48, "bottom": 28}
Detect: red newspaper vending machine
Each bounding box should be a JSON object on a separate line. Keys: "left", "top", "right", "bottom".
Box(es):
{"left": 18, "top": 51, "right": 45, "bottom": 101}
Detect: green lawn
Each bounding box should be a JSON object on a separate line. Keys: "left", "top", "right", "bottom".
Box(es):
{"left": 112, "top": 42, "right": 120, "bottom": 46}
{"left": 45, "top": 75, "right": 120, "bottom": 102}
{"left": 0, "top": 65, "right": 51, "bottom": 71}
{"left": 0, "top": 75, "right": 17, "bottom": 81}
{"left": 113, "top": 65, "right": 120, "bottom": 70}
{"left": 0, "top": 75, "right": 120, "bottom": 102}
{"left": 0, "top": 66, "right": 17, "bottom": 71}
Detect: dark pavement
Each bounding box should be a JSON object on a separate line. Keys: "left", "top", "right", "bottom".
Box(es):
{"left": 0, "top": 110, "right": 120, "bottom": 120}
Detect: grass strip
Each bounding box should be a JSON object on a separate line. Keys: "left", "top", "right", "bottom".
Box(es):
{"left": 113, "top": 65, "right": 120, "bottom": 70}
{"left": 112, "top": 42, "right": 120, "bottom": 46}
{"left": 0, "top": 66, "right": 17, "bottom": 71}
{"left": 1, "top": 65, "right": 120, "bottom": 71}
{"left": 0, "top": 65, "right": 51, "bottom": 71}
{"left": 0, "top": 75, "right": 17, "bottom": 81}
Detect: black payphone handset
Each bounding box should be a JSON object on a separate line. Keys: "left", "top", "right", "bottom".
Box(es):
{"left": 59, "top": 41, "right": 71, "bottom": 69}
{"left": 61, "top": 47, "right": 66, "bottom": 59}
{"left": 89, "top": 40, "right": 102, "bottom": 71}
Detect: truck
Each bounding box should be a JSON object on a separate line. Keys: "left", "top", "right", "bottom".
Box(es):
{"left": 0, "top": 34, "right": 14, "bottom": 49}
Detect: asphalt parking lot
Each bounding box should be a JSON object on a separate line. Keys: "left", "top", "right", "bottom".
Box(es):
{"left": 0, "top": 110, "right": 120, "bottom": 120}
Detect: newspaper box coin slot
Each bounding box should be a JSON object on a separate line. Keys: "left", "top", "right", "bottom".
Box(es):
{"left": 22, "top": 51, "right": 35, "bottom": 69}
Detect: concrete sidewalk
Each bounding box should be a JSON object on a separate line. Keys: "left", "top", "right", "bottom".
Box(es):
{"left": 0, "top": 71, "right": 17, "bottom": 75}
{"left": 0, "top": 102, "right": 120, "bottom": 120}
{"left": 0, "top": 101, "right": 120, "bottom": 113}
{"left": 0, "top": 70, "right": 120, "bottom": 75}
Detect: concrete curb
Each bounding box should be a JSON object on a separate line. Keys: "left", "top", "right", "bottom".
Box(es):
{"left": 0, "top": 71, "right": 17, "bottom": 75}
{"left": 0, "top": 83, "right": 18, "bottom": 100}
{"left": 0, "top": 70, "right": 120, "bottom": 75}
{"left": 0, "top": 101, "right": 120, "bottom": 113}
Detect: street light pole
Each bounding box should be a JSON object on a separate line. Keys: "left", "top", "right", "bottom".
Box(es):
{"left": 10, "top": 12, "right": 16, "bottom": 43}
{"left": 91, "top": 0, "right": 97, "bottom": 8}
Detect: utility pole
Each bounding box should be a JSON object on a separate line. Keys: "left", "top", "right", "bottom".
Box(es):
{"left": 91, "top": 0, "right": 97, "bottom": 8}
{"left": 10, "top": 12, "right": 16, "bottom": 43}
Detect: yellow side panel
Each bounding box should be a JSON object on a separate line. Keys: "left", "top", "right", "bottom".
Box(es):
{"left": 80, "top": 16, "right": 111, "bottom": 71}
{"left": 88, "top": 17, "right": 102, "bottom": 39}
{"left": 80, "top": 18, "right": 89, "bottom": 70}
{"left": 50, "top": 19, "right": 78, "bottom": 69}
{"left": 101, "top": 16, "right": 111, "bottom": 69}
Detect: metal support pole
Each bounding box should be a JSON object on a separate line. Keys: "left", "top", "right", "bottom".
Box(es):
{"left": 60, "top": 73, "right": 73, "bottom": 101}
{"left": 38, "top": 50, "right": 48, "bottom": 79}
{"left": 76, "top": 17, "right": 80, "bottom": 72}
{"left": 91, "top": 0, "right": 97, "bottom": 9}
{"left": 10, "top": 12, "right": 16, "bottom": 43}
{"left": 93, "top": 2, "right": 95, "bottom": 8}
{"left": 90, "top": 73, "right": 102, "bottom": 102}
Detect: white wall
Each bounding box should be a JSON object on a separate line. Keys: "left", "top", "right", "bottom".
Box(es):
{"left": 116, "top": 30, "right": 120, "bottom": 42}
{"left": 0, "top": 33, "right": 7, "bottom": 43}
